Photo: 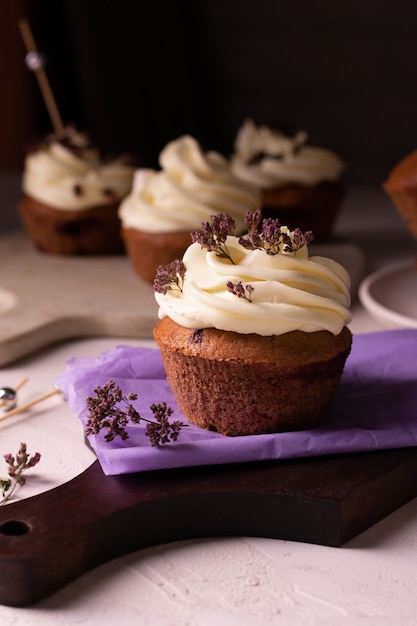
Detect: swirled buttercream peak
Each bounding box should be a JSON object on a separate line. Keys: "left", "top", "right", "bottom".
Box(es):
{"left": 119, "top": 135, "right": 260, "bottom": 233}
{"left": 231, "top": 119, "right": 345, "bottom": 189}
{"left": 154, "top": 213, "right": 352, "bottom": 336}
{"left": 22, "top": 127, "right": 134, "bottom": 210}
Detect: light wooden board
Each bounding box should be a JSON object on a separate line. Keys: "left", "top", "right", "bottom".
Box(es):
{"left": 0, "top": 231, "right": 158, "bottom": 366}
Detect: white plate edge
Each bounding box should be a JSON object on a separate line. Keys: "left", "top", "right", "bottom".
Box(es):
{"left": 358, "top": 260, "right": 417, "bottom": 328}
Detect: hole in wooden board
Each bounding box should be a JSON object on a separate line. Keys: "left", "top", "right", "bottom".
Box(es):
{"left": 0, "top": 520, "right": 31, "bottom": 536}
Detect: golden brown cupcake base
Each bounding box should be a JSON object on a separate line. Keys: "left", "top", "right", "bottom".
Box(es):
{"left": 261, "top": 181, "right": 344, "bottom": 241}
{"left": 154, "top": 318, "right": 352, "bottom": 437}
{"left": 17, "top": 196, "right": 125, "bottom": 255}
{"left": 382, "top": 150, "right": 417, "bottom": 240}
{"left": 386, "top": 188, "right": 417, "bottom": 240}
{"left": 121, "top": 227, "right": 192, "bottom": 283}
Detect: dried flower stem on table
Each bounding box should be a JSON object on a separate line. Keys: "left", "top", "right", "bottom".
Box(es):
{"left": 85, "top": 380, "right": 187, "bottom": 447}
{"left": 0, "top": 442, "right": 41, "bottom": 505}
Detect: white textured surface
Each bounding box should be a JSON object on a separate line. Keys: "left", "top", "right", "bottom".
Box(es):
{"left": 0, "top": 233, "right": 158, "bottom": 366}
{"left": 0, "top": 188, "right": 416, "bottom": 624}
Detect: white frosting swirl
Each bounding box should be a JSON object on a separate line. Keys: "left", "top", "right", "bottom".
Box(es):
{"left": 22, "top": 128, "right": 134, "bottom": 211}
{"left": 119, "top": 135, "right": 260, "bottom": 234}
{"left": 231, "top": 119, "right": 345, "bottom": 189}
{"left": 155, "top": 230, "right": 352, "bottom": 336}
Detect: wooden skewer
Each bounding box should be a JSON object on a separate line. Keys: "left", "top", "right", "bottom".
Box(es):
{"left": 14, "top": 376, "right": 29, "bottom": 392}
{"left": 0, "top": 388, "right": 62, "bottom": 422}
{"left": 18, "top": 17, "right": 64, "bottom": 133}
{"left": 0, "top": 377, "right": 30, "bottom": 410}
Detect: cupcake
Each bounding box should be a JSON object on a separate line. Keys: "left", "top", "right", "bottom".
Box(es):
{"left": 119, "top": 135, "right": 260, "bottom": 283}
{"left": 382, "top": 150, "right": 417, "bottom": 241}
{"left": 153, "top": 210, "right": 352, "bottom": 436}
{"left": 17, "top": 126, "right": 135, "bottom": 255}
{"left": 230, "top": 119, "right": 345, "bottom": 240}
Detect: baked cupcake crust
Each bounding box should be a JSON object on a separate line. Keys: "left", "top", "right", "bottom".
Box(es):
{"left": 383, "top": 151, "right": 417, "bottom": 240}
{"left": 383, "top": 150, "right": 417, "bottom": 192}
{"left": 261, "top": 181, "right": 344, "bottom": 240}
{"left": 121, "top": 227, "right": 192, "bottom": 283}
{"left": 154, "top": 317, "right": 352, "bottom": 436}
{"left": 17, "top": 195, "right": 125, "bottom": 255}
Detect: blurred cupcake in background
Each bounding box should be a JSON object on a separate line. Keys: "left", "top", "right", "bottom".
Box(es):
{"left": 17, "top": 126, "right": 135, "bottom": 255}
{"left": 119, "top": 135, "right": 260, "bottom": 283}
{"left": 230, "top": 119, "right": 345, "bottom": 241}
{"left": 382, "top": 150, "right": 417, "bottom": 242}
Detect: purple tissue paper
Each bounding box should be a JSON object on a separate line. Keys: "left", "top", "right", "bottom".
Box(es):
{"left": 55, "top": 329, "right": 417, "bottom": 475}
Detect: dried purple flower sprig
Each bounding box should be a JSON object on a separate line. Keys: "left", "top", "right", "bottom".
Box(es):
{"left": 226, "top": 281, "right": 254, "bottom": 302}
{"left": 0, "top": 442, "right": 41, "bottom": 505}
{"left": 153, "top": 210, "right": 314, "bottom": 302}
{"left": 85, "top": 380, "right": 186, "bottom": 447}
{"left": 190, "top": 210, "right": 313, "bottom": 260}
{"left": 154, "top": 259, "right": 186, "bottom": 295}
{"left": 191, "top": 213, "right": 237, "bottom": 263}
{"left": 240, "top": 208, "right": 314, "bottom": 255}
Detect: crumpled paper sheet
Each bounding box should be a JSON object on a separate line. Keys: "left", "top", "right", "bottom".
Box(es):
{"left": 56, "top": 329, "right": 417, "bottom": 475}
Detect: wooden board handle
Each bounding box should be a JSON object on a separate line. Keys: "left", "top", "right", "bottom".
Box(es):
{"left": 1, "top": 448, "right": 417, "bottom": 607}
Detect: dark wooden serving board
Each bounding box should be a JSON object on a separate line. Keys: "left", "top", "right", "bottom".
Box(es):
{"left": 1, "top": 446, "right": 417, "bottom": 607}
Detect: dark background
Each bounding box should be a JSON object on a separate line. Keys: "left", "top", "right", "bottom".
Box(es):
{"left": 2, "top": 0, "right": 417, "bottom": 217}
